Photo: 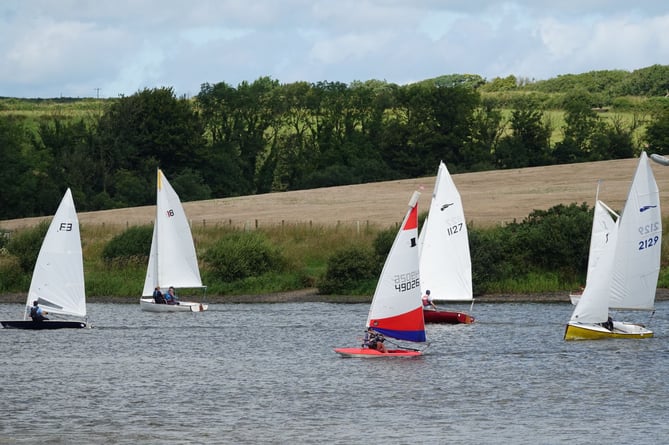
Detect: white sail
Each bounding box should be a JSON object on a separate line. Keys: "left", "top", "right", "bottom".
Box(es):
{"left": 419, "top": 161, "right": 473, "bottom": 302}
{"left": 569, "top": 200, "right": 618, "bottom": 324}
{"left": 25, "top": 189, "right": 86, "bottom": 319}
{"left": 365, "top": 191, "right": 425, "bottom": 343}
{"left": 142, "top": 170, "right": 203, "bottom": 296}
{"left": 609, "top": 152, "right": 661, "bottom": 311}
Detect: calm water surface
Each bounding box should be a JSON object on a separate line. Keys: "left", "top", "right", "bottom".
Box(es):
{"left": 1, "top": 301, "right": 668, "bottom": 444}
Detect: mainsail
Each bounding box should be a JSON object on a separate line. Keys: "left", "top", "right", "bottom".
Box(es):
{"left": 142, "top": 169, "right": 203, "bottom": 296}
{"left": 25, "top": 188, "right": 86, "bottom": 319}
{"left": 419, "top": 161, "right": 472, "bottom": 302}
{"left": 366, "top": 191, "right": 426, "bottom": 343}
{"left": 609, "top": 151, "right": 661, "bottom": 310}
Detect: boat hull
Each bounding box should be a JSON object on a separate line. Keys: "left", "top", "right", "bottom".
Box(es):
{"left": 0, "top": 320, "right": 88, "bottom": 329}
{"left": 569, "top": 292, "right": 581, "bottom": 305}
{"left": 334, "top": 347, "right": 423, "bottom": 358}
{"left": 423, "top": 309, "right": 475, "bottom": 324}
{"left": 564, "top": 321, "right": 653, "bottom": 340}
{"left": 139, "top": 298, "right": 208, "bottom": 312}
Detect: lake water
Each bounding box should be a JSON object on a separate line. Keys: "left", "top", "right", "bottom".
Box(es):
{"left": 1, "top": 300, "right": 668, "bottom": 444}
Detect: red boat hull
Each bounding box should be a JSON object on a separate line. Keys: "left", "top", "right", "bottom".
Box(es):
{"left": 423, "top": 309, "right": 475, "bottom": 324}
{"left": 334, "top": 347, "right": 423, "bottom": 358}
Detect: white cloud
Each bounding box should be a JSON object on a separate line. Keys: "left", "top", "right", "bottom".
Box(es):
{"left": 0, "top": 0, "right": 667, "bottom": 97}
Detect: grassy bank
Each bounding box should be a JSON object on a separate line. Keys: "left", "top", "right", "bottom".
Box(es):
{"left": 80, "top": 221, "right": 381, "bottom": 300}
{"left": 3, "top": 216, "right": 669, "bottom": 303}
{"left": 2, "top": 218, "right": 592, "bottom": 301}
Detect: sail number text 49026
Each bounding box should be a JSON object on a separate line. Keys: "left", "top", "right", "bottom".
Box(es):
{"left": 394, "top": 271, "right": 420, "bottom": 293}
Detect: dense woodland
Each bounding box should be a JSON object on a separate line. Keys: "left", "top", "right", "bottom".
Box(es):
{"left": 1, "top": 64, "right": 669, "bottom": 220}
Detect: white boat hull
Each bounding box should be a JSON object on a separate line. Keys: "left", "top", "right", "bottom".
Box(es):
{"left": 139, "top": 298, "right": 208, "bottom": 312}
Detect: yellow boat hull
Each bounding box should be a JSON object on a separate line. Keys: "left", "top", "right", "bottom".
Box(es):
{"left": 564, "top": 322, "right": 653, "bottom": 341}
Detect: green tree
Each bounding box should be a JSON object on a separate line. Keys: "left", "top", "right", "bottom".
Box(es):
{"left": 96, "top": 87, "right": 206, "bottom": 205}
{"left": 464, "top": 100, "right": 501, "bottom": 171}
{"left": 37, "top": 118, "right": 101, "bottom": 211}
{"left": 645, "top": 107, "right": 669, "bottom": 154}
{"left": 0, "top": 116, "right": 35, "bottom": 218}
{"left": 197, "top": 77, "right": 281, "bottom": 195}
{"left": 553, "top": 91, "right": 603, "bottom": 164}
{"left": 495, "top": 99, "right": 551, "bottom": 168}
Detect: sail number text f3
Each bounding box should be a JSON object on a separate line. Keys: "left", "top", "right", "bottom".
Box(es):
{"left": 58, "top": 222, "right": 73, "bottom": 231}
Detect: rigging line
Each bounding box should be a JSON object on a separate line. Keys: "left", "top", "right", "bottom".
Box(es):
{"left": 385, "top": 339, "right": 431, "bottom": 352}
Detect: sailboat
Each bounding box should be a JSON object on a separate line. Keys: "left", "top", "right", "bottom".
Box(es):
{"left": 139, "top": 169, "right": 208, "bottom": 312}
{"left": 1, "top": 189, "right": 88, "bottom": 329}
{"left": 335, "top": 192, "right": 428, "bottom": 357}
{"left": 418, "top": 161, "right": 475, "bottom": 324}
{"left": 564, "top": 152, "right": 660, "bottom": 340}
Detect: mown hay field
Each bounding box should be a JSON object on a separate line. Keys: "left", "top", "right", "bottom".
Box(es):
{"left": 2, "top": 157, "right": 668, "bottom": 232}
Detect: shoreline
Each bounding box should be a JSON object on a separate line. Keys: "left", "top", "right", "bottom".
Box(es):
{"left": 3, "top": 288, "right": 669, "bottom": 305}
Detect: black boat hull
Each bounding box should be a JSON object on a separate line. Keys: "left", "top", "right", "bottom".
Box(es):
{"left": 0, "top": 320, "right": 87, "bottom": 330}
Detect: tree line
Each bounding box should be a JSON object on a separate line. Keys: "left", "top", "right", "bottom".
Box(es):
{"left": 1, "top": 65, "right": 669, "bottom": 220}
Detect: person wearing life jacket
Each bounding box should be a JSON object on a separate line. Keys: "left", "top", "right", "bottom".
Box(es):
{"left": 422, "top": 290, "right": 438, "bottom": 311}
{"left": 165, "top": 287, "right": 180, "bottom": 305}
{"left": 29, "top": 300, "right": 48, "bottom": 322}
{"left": 363, "top": 328, "right": 387, "bottom": 353}
{"left": 153, "top": 287, "right": 167, "bottom": 304}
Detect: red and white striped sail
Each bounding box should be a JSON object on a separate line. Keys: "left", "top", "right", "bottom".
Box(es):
{"left": 366, "top": 191, "right": 426, "bottom": 343}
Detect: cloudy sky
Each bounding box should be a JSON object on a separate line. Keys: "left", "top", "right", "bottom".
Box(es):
{"left": 1, "top": 0, "right": 668, "bottom": 98}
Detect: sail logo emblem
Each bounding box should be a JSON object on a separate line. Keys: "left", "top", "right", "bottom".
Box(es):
{"left": 639, "top": 205, "right": 657, "bottom": 213}
{"left": 440, "top": 203, "right": 454, "bottom": 211}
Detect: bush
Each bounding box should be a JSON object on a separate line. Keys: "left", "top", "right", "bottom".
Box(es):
{"left": 6, "top": 221, "right": 49, "bottom": 272}
{"left": 102, "top": 225, "right": 153, "bottom": 265}
{"left": 507, "top": 203, "right": 592, "bottom": 279}
{"left": 203, "top": 231, "right": 285, "bottom": 282}
{"left": 0, "top": 255, "right": 28, "bottom": 291}
{"left": 372, "top": 225, "right": 397, "bottom": 266}
{"left": 319, "top": 245, "right": 378, "bottom": 295}
{"left": 469, "top": 226, "right": 513, "bottom": 295}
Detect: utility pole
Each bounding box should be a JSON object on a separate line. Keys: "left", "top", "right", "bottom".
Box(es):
{"left": 94, "top": 88, "right": 101, "bottom": 99}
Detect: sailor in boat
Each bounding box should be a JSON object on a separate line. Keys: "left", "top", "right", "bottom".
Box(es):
{"left": 29, "top": 300, "right": 49, "bottom": 322}
{"left": 601, "top": 316, "right": 614, "bottom": 331}
{"left": 421, "top": 290, "right": 438, "bottom": 311}
{"left": 165, "top": 287, "right": 180, "bottom": 305}
{"left": 363, "top": 328, "right": 387, "bottom": 353}
{"left": 153, "top": 287, "right": 167, "bottom": 304}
